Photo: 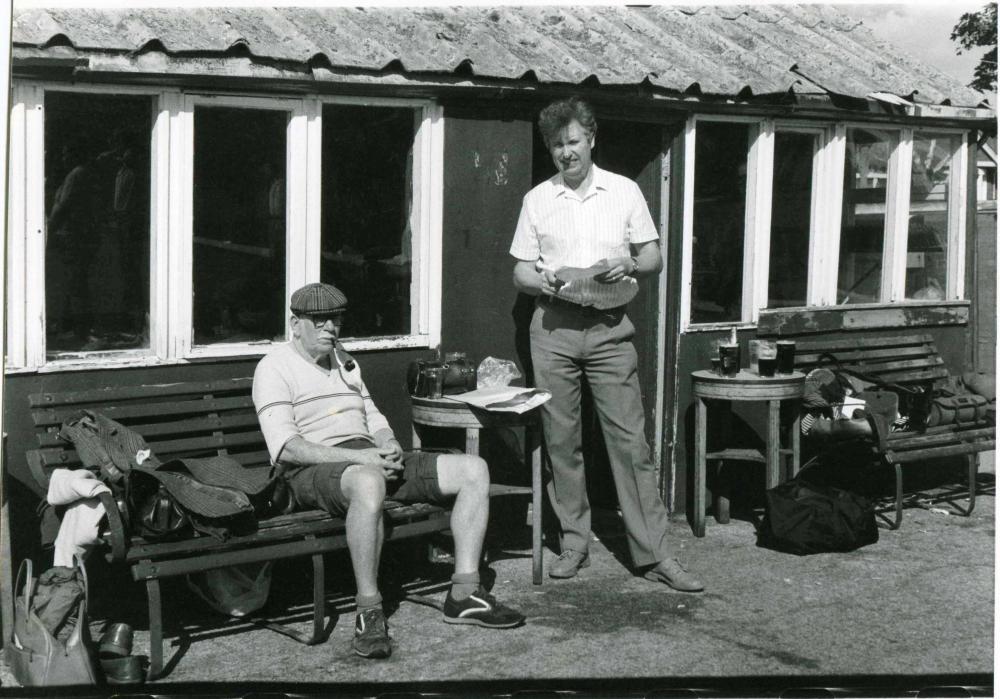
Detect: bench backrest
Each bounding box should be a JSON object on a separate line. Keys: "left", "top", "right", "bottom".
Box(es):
{"left": 27, "top": 378, "right": 268, "bottom": 491}
{"left": 791, "top": 333, "right": 949, "bottom": 387}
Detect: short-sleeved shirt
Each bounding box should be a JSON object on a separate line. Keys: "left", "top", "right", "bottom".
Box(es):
{"left": 509, "top": 164, "right": 659, "bottom": 309}
{"left": 252, "top": 343, "right": 392, "bottom": 464}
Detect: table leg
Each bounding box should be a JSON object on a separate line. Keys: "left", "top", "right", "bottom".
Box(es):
{"left": 767, "top": 399, "right": 780, "bottom": 490}
{"left": 412, "top": 424, "right": 422, "bottom": 450}
{"left": 790, "top": 409, "right": 801, "bottom": 479}
{"left": 530, "top": 428, "right": 543, "bottom": 585}
{"left": 465, "top": 428, "right": 480, "bottom": 457}
{"left": 694, "top": 396, "right": 707, "bottom": 537}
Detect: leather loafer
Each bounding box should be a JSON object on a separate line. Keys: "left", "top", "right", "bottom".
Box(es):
{"left": 644, "top": 558, "right": 704, "bottom": 592}
{"left": 548, "top": 550, "right": 590, "bottom": 579}
{"left": 99, "top": 622, "right": 133, "bottom": 659}
{"left": 100, "top": 655, "right": 145, "bottom": 685}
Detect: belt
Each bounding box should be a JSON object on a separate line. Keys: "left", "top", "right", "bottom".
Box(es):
{"left": 538, "top": 295, "right": 625, "bottom": 317}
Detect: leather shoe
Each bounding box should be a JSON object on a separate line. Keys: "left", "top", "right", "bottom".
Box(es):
{"left": 644, "top": 558, "right": 704, "bottom": 592}
{"left": 548, "top": 550, "right": 589, "bottom": 579}
{"left": 100, "top": 655, "right": 145, "bottom": 685}
{"left": 99, "top": 622, "right": 133, "bottom": 659}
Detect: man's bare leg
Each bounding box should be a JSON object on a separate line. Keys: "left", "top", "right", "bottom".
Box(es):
{"left": 341, "top": 464, "right": 386, "bottom": 599}
{"left": 435, "top": 454, "right": 490, "bottom": 574}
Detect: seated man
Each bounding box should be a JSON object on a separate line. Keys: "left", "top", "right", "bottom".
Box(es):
{"left": 253, "top": 282, "right": 525, "bottom": 660}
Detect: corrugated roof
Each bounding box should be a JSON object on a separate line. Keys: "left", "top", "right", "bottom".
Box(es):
{"left": 11, "top": 5, "right": 988, "bottom": 107}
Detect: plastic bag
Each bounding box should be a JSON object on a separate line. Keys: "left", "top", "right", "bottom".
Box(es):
{"left": 186, "top": 562, "right": 272, "bottom": 617}
{"left": 476, "top": 357, "right": 522, "bottom": 388}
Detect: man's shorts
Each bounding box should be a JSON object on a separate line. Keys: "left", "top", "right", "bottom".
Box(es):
{"left": 285, "top": 438, "right": 448, "bottom": 517}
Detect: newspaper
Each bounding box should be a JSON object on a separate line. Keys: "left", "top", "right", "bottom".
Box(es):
{"left": 445, "top": 386, "right": 551, "bottom": 414}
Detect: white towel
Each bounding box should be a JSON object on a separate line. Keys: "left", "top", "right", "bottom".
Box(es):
{"left": 49, "top": 469, "right": 113, "bottom": 567}
{"left": 53, "top": 497, "right": 107, "bottom": 566}
{"left": 47, "top": 468, "right": 111, "bottom": 506}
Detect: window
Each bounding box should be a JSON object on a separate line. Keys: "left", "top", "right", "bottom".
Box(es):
{"left": 837, "top": 127, "right": 893, "bottom": 304}
{"left": 7, "top": 84, "right": 443, "bottom": 371}
{"left": 192, "top": 106, "right": 288, "bottom": 346}
{"left": 320, "top": 104, "right": 416, "bottom": 339}
{"left": 905, "top": 132, "right": 960, "bottom": 300}
{"left": 690, "top": 121, "right": 750, "bottom": 324}
{"left": 682, "top": 116, "right": 969, "bottom": 329}
{"left": 767, "top": 131, "right": 816, "bottom": 309}
{"left": 43, "top": 91, "right": 153, "bottom": 355}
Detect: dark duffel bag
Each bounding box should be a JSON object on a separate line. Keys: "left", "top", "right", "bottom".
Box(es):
{"left": 757, "top": 477, "right": 879, "bottom": 555}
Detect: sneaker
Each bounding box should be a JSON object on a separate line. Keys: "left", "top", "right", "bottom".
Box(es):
{"left": 548, "top": 549, "right": 590, "bottom": 579}
{"left": 442, "top": 587, "right": 525, "bottom": 628}
{"left": 644, "top": 558, "right": 704, "bottom": 593}
{"left": 352, "top": 608, "right": 391, "bottom": 659}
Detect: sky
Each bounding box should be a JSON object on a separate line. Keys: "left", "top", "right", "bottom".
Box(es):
{"left": 832, "top": 2, "right": 990, "bottom": 87}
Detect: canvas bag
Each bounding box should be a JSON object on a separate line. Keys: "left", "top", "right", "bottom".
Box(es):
{"left": 757, "top": 476, "right": 879, "bottom": 556}
{"left": 5, "top": 557, "right": 98, "bottom": 686}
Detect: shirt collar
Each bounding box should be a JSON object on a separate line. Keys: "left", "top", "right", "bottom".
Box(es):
{"left": 553, "top": 164, "right": 607, "bottom": 200}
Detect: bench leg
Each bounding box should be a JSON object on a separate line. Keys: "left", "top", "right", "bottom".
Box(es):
{"left": 889, "top": 462, "right": 903, "bottom": 530}
{"left": 146, "top": 577, "right": 164, "bottom": 681}
{"left": 257, "top": 548, "right": 328, "bottom": 645}
{"left": 955, "top": 452, "right": 979, "bottom": 517}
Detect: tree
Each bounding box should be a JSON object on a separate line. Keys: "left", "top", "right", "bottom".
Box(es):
{"left": 951, "top": 3, "right": 997, "bottom": 92}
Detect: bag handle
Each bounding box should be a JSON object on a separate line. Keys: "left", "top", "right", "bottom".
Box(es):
{"left": 14, "top": 558, "right": 35, "bottom": 607}
{"left": 73, "top": 554, "right": 90, "bottom": 608}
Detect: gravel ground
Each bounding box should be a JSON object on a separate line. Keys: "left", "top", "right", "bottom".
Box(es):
{"left": 1, "top": 455, "right": 994, "bottom": 696}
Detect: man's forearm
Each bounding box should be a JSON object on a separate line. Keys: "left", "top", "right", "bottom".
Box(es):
{"left": 278, "top": 435, "right": 370, "bottom": 467}
{"left": 372, "top": 428, "right": 398, "bottom": 448}
{"left": 513, "top": 260, "right": 543, "bottom": 294}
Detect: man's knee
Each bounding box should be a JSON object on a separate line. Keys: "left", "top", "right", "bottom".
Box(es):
{"left": 343, "top": 465, "right": 386, "bottom": 510}
{"left": 458, "top": 455, "right": 490, "bottom": 490}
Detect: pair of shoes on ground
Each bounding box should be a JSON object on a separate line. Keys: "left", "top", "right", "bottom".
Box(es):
{"left": 548, "top": 549, "right": 704, "bottom": 593}
{"left": 353, "top": 587, "right": 525, "bottom": 659}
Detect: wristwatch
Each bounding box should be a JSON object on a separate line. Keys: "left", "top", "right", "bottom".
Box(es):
{"left": 629, "top": 256, "right": 640, "bottom": 276}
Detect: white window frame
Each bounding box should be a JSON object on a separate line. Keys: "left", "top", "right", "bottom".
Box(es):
{"left": 681, "top": 114, "right": 762, "bottom": 332}
{"left": 182, "top": 93, "right": 309, "bottom": 360}
{"left": 5, "top": 82, "right": 444, "bottom": 372}
{"left": 681, "top": 115, "right": 971, "bottom": 331}
{"left": 7, "top": 81, "right": 168, "bottom": 372}
{"left": 314, "top": 95, "right": 444, "bottom": 352}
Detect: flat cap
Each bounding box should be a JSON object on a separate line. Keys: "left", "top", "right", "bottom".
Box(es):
{"left": 290, "top": 283, "right": 349, "bottom": 314}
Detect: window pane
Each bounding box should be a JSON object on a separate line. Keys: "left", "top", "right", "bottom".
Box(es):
{"left": 321, "top": 104, "right": 415, "bottom": 338}
{"left": 193, "top": 107, "right": 287, "bottom": 345}
{"left": 44, "top": 92, "right": 152, "bottom": 354}
{"left": 905, "top": 132, "right": 959, "bottom": 300}
{"left": 691, "top": 121, "right": 748, "bottom": 324}
{"left": 838, "top": 127, "right": 892, "bottom": 304}
{"left": 768, "top": 132, "right": 815, "bottom": 308}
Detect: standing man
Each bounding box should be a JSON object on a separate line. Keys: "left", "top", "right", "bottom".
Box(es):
{"left": 509, "top": 97, "right": 703, "bottom": 592}
{"left": 253, "top": 283, "right": 524, "bottom": 660}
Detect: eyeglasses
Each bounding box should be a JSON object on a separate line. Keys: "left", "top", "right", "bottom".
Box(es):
{"left": 298, "top": 313, "right": 345, "bottom": 329}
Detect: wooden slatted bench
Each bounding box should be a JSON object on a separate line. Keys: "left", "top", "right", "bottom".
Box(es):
{"left": 25, "top": 377, "right": 453, "bottom": 680}
{"left": 791, "top": 334, "right": 996, "bottom": 528}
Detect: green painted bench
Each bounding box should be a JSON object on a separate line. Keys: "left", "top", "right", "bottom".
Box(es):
{"left": 25, "top": 377, "right": 452, "bottom": 680}
{"left": 791, "top": 334, "right": 995, "bottom": 528}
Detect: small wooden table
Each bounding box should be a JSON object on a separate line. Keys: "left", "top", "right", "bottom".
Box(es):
{"left": 410, "top": 396, "right": 543, "bottom": 584}
{"left": 691, "top": 369, "right": 806, "bottom": 537}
